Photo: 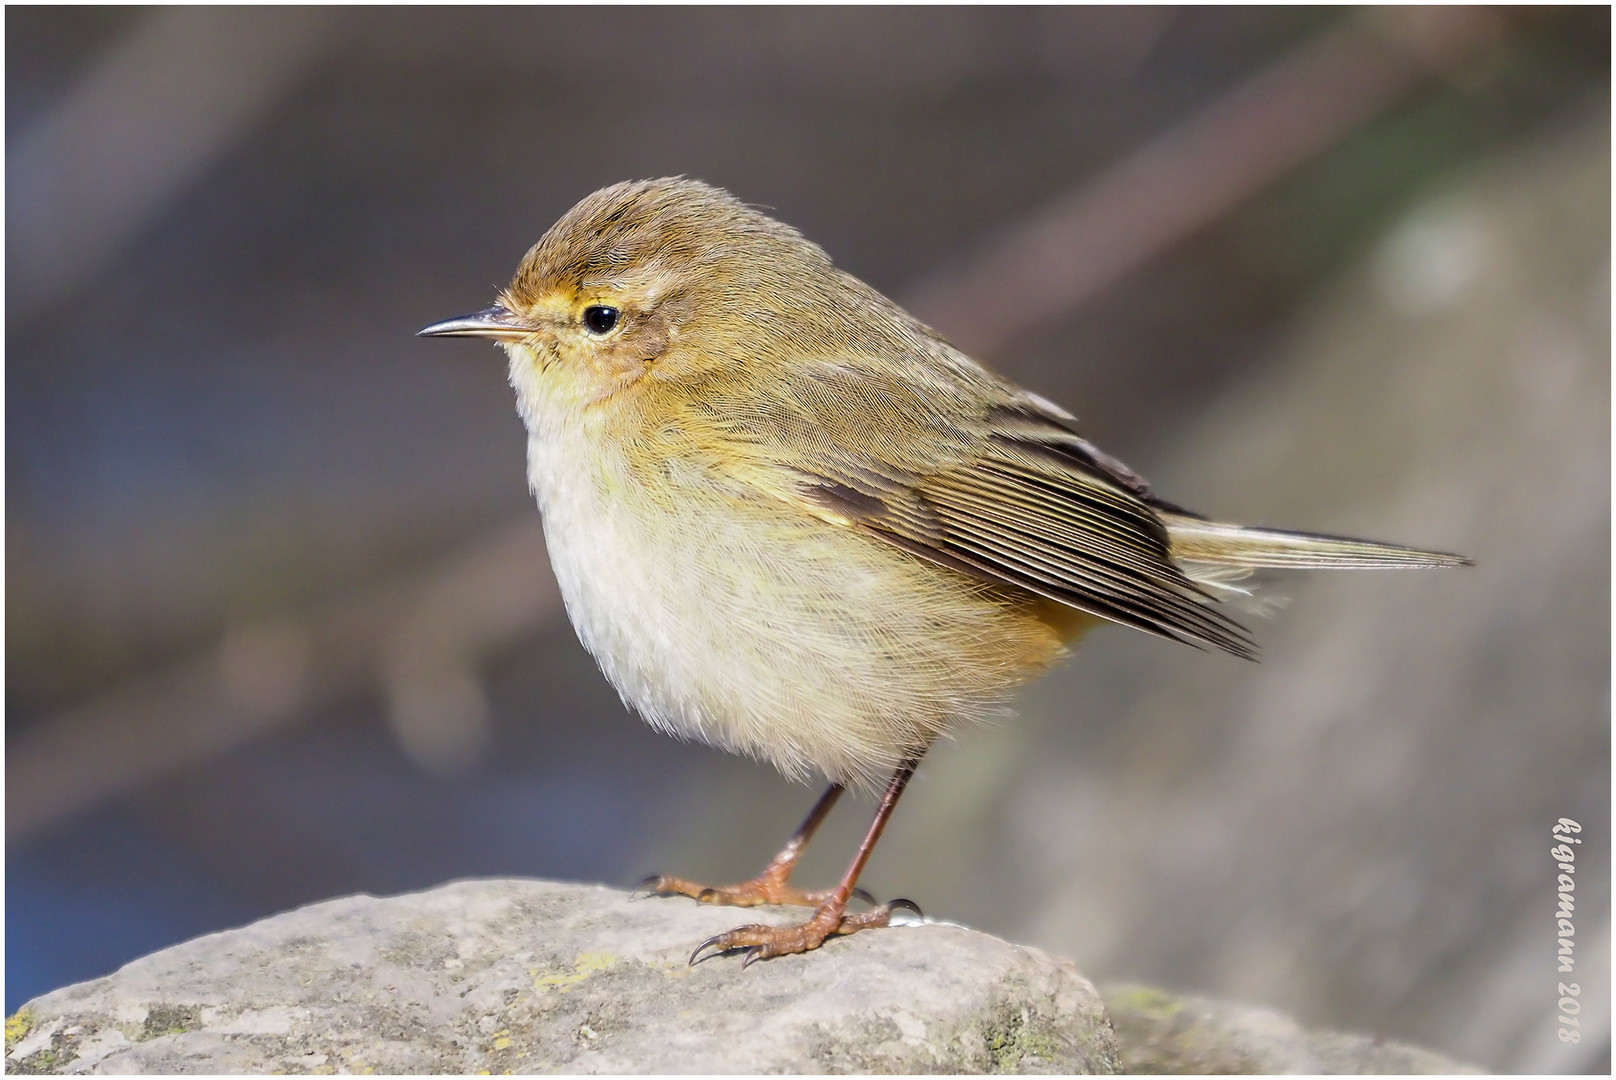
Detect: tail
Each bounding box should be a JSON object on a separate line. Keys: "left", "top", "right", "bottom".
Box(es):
{"left": 1164, "top": 515, "right": 1473, "bottom": 571}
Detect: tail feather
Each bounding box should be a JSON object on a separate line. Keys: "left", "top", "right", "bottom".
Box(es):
{"left": 1164, "top": 515, "right": 1473, "bottom": 571}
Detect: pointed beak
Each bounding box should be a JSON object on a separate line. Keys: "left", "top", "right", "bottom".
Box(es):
{"left": 417, "top": 304, "right": 532, "bottom": 342}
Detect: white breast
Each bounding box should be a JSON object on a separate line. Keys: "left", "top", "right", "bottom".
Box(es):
{"left": 517, "top": 383, "right": 1060, "bottom": 789}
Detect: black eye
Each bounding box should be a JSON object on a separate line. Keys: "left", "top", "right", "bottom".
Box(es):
{"left": 583, "top": 306, "right": 619, "bottom": 335}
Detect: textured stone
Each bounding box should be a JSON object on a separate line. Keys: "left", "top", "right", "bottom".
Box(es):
{"left": 1101, "top": 984, "right": 1480, "bottom": 1074}
{"left": 6, "top": 880, "right": 1481, "bottom": 1074}
{"left": 4, "top": 879, "right": 1118, "bottom": 1074}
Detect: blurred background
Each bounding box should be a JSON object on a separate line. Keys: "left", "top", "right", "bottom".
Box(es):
{"left": 6, "top": 7, "right": 1608, "bottom": 1072}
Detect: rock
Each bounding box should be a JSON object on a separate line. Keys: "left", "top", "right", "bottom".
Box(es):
{"left": 4, "top": 879, "right": 1118, "bottom": 1074}
{"left": 5, "top": 879, "right": 1478, "bottom": 1074}
{"left": 1101, "top": 985, "right": 1479, "bottom": 1074}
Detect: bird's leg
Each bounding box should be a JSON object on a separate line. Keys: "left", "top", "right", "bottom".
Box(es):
{"left": 635, "top": 781, "right": 863, "bottom": 908}
{"left": 689, "top": 757, "right": 923, "bottom": 966}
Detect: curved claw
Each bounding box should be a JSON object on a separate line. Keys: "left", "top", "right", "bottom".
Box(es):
{"left": 850, "top": 886, "right": 877, "bottom": 906}
{"left": 739, "top": 946, "right": 766, "bottom": 969}
{"left": 689, "top": 933, "right": 733, "bottom": 967}
{"left": 629, "top": 874, "right": 666, "bottom": 901}
{"left": 886, "top": 897, "right": 924, "bottom": 918}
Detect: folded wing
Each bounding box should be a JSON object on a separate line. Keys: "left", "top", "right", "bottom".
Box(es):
{"left": 694, "top": 362, "right": 1260, "bottom": 659}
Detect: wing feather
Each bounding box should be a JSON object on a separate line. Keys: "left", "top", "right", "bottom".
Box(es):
{"left": 690, "top": 360, "right": 1258, "bottom": 659}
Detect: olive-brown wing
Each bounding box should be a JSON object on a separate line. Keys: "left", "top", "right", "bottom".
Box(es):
{"left": 691, "top": 364, "right": 1257, "bottom": 659}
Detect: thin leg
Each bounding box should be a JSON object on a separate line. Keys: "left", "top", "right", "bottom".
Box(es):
{"left": 689, "top": 756, "right": 924, "bottom": 966}
{"left": 636, "top": 782, "right": 871, "bottom": 908}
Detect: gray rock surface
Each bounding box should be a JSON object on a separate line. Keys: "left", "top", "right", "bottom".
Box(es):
{"left": 1101, "top": 984, "right": 1479, "bottom": 1075}
{"left": 6, "top": 880, "right": 1477, "bottom": 1074}
{"left": 4, "top": 879, "right": 1117, "bottom": 1074}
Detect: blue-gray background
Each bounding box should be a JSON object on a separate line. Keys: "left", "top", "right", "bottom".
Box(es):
{"left": 7, "top": 8, "right": 1609, "bottom": 1071}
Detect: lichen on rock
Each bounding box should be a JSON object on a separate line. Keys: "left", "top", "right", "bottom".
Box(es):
{"left": 6, "top": 879, "right": 1475, "bottom": 1074}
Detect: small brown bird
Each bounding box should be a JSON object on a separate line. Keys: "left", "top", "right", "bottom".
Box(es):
{"left": 420, "top": 178, "right": 1468, "bottom": 966}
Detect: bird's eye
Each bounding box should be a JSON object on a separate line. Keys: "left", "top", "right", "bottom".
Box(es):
{"left": 583, "top": 306, "right": 619, "bottom": 335}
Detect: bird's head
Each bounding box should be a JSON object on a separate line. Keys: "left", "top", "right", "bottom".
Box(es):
{"left": 420, "top": 177, "right": 857, "bottom": 418}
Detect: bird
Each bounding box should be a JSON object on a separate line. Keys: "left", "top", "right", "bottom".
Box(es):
{"left": 419, "top": 177, "right": 1469, "bottom": 966}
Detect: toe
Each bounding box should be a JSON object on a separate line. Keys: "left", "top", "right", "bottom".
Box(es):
{"left": 688, "top": 924, "right": 772, "bottom": 966}
{"left": 689, "top": 932, "right": 729, "bottom": 966}
{"left": 629, "top": 874, "right": 666, "bottom": 901}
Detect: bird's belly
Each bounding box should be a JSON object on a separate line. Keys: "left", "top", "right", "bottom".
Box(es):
{"left": 528, "top": 434, "right": 1066, "bottom": 788}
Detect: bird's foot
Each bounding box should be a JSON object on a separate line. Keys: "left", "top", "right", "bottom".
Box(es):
{"left": 688, "top": 898, "right": 921, "bottom": 967}
{"left": 632, "top": 870, "right": 873, "bottom": 909}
